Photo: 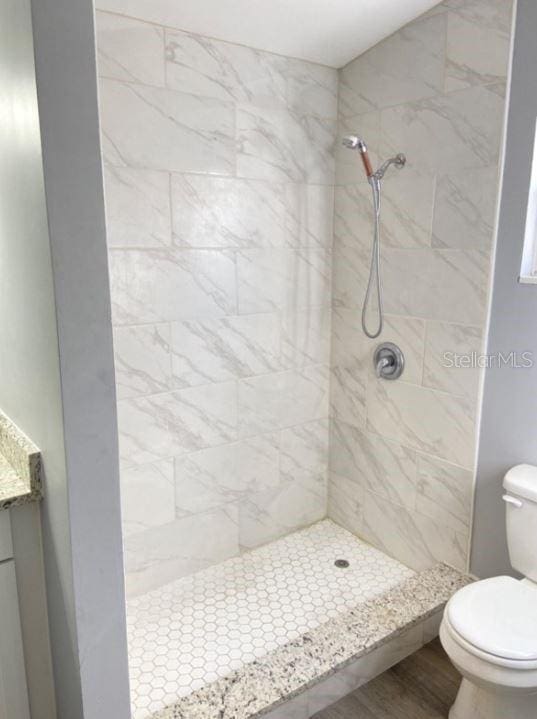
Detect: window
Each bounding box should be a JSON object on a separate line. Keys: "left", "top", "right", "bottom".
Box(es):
{"left": 520, "top": 118, "right": 537, "bottom": 283}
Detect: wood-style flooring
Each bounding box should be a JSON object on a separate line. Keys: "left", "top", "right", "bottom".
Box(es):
{"left": 313, "top": 639, "right": 460, "bottom": 719}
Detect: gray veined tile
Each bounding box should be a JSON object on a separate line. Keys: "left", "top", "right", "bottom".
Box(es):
{"left": 332, "top": 241, "right": 371, "bottom": 310}
{"left": 286, "top": 59, "right": 338, "bottom": 119}
{"left": 334, "top": 184, "right": 374, "bottom": 250}
{"left": 170, "top": 314, "right": 280, "bottom": 387}
{"left": 236, "top": 248, "right": 331, "bottom": 314}
{"left": 432, "top": 166, "right": 499, "bottom": 251}
{"left": 238, "top": 365, "right": 329, "bottom": 438}
{"left": 113, "top": 323, "right": 172, "bottom": 399}
{"left": 381, "top": 166, "right": 435, "bottom": 248}
{"left": 108, "top": 248, "right": 236, "bottom": 324}
{"left": 280, "top": 418, "right": 329, "bottom": 483}
{"left": 360, "top": 491, "right": 467, "bottom": 572}
{"left": 294, "top": 184, "right": 335, "bottom": 249}
{"left": 338, "top": 13, "right": 446, "bottom": 117}
{"left": 171, "top": 175, "right": 300, "bottom": 249}
{"left": 445, "top": 0, "right": 513, "bottom": 92}
{"left": 120, "top": 459, "right": 175, "bottom": 537}
{"left": 328, "top": 471, "right": 364, "bottom": 537}
{"left": 380, "top": 247, "right": 489, "bottom": 325}
{"left": 99, "top": 78, "right": 235, "bottom": 174}
{"left": 237, "top": 105, "right": 311, "bottom": 183}
{"left": 96, "top": 11, "right": 165, "bottom": 87}
{"left": 174, "top": 443, "right": 242, "bottom": 517}
{"left": 366, "top": 380, "right": 475, "bottom": 468}
{"left": 330, "top": 364, "right": 368, "bottom": 429}
{"left": 124, "top": 506, "right": 239, "bottom": 596}
{"left": 236, "top": 105, "right": 335, "bottom": 184}
{"left": 380, "top": 84, "right": 505, "bottom": 174}
{"left": 423, "top": 320, "right": 483, "bottom": 398}
{"left": 165, "top": 29, "right": 287, "bottom": 108}
{"left": 330, "top": 419, "right": 417, "bottom": 509}
{"left": 281, "top": 306, "right": 331, "bottom": 369}
{"left": 104, "top": 166, "right": 171, "bottom": 248}
{"left": 117, "top": 381, "right": 237, "bottom": 466}
{"left": 416, "top": 453, "right": 474, "bottom": 533}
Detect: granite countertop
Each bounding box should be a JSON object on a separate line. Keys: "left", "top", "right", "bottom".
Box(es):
{"left": 0, "top": 410, "right": 42, "bottom": 510}
{"left": 152, "top": 564, "right": 470, "bottom": 719}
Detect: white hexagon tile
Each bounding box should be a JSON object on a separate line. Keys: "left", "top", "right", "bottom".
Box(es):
{"left": 126, "top": 519, "right": 414, "bottom": 718}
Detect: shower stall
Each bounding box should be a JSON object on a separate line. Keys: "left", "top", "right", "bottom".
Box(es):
{"left": 94, "top": 0, "right": 513, "bottom": 715}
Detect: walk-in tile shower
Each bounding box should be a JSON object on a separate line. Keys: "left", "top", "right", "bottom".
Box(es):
{"left": 95, "top": 0, "right": 513, "bottom": 715}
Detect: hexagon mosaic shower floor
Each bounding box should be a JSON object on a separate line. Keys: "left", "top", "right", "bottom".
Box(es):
{"left": 126, "top": 519, "right": 415, "bottom": 718}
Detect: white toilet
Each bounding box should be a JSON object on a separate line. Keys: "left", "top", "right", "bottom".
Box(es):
{"left": 440, "top": 464, "right": 537, "bottom": 719}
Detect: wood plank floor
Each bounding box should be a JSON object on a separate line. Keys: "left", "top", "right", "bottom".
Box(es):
{"left": 313, "top": 639, "right": 460, "bottom": 719}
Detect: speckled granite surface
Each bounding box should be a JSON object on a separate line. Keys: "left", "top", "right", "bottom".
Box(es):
{"left": 0, "top": 409, "right": 42, "bottom": 509}
{"left": 151, "top": 563, "right": 470, "bottom": 719}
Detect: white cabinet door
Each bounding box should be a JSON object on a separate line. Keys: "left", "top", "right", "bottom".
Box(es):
{"left": 0, "top": 561, "right": 30, "bottom": 719}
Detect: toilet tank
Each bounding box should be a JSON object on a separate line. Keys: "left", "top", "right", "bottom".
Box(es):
{"left": 503, "top": 464, "right": 537, "bottom": 581}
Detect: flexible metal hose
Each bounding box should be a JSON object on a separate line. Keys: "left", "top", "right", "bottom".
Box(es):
{"left": 361, "top": 176, "right": 383, "bottom": 339}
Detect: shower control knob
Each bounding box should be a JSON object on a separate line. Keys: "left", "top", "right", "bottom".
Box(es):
{"left": 373, "top": 342, "right": 404, "bottom": 380}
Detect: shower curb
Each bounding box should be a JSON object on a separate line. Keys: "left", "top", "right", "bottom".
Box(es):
{"left": 151, "top": 563, "right": 470, "bottom": 719}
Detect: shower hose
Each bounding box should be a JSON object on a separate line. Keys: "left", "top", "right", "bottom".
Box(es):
{"left": 362, "top": 176, "right": 383, "bottom": 339}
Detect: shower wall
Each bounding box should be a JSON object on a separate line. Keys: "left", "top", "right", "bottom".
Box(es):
{"left": 329, "top": 0, "right": 512, "bottom": 572}
{"left": 96, "top": 11, "right": 337, "bottom": 595}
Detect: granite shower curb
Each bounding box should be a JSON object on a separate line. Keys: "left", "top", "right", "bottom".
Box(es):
{"left": 151, "top": 563, "right": 470, "bottom": 719}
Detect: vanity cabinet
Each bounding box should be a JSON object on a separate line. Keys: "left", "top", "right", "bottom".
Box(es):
{"left": 0, "top": 512, "right": 31, "bottom": 719}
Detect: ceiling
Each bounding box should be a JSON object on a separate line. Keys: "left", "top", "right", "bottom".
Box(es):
{"left": 95, "top": 0, "right": 442, "bottom": 68}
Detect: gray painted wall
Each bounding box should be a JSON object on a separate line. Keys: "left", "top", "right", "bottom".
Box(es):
{"left": 0, "top": 0, "right": 131, "bottom": 716}
{"left": 471, "top": 0, "right": 537, "bottom": 578}
{"left": 30, "top": 0, "right": 131, "bottom": 716}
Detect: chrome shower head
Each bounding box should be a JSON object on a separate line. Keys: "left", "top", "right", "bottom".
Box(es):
{"left": 342, "top": 135, "right": 374, "bottom": 177}
{"left": 342, "top": 135, "right": 367, "bottom": 152}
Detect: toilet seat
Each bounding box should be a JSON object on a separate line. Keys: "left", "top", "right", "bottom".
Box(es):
{"left": 446, "top": 576, "right": 537, "bottom": 666}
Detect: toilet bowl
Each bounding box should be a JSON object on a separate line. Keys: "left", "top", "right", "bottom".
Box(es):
{"left": 440, "top": 465, "right": 537, "bottom": 719}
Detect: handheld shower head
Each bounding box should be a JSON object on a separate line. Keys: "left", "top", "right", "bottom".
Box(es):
{"left": 342, "top": 135, "right": 374, "bottom": 178}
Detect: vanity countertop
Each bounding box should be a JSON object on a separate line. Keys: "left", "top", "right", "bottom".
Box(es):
{"left": 0, "top": 410, "right": 42, "bottom": 510}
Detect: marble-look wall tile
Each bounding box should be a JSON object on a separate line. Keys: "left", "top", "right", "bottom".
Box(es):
{"left": 113, "top": 323, "right": 172, "bottom": 399}
{"left": 109, "top": 248, "right": 236, "bottom": 324}
{"left": 327, "top": 471, "right": 363, "bottom": 537}
{"left": 117, "top": 381, "right": 237, "bottom": 466}
{"left": 423, "top": 321, "right": 483, "bottom": 398}
{"left": 96, "top": 11, "right": 165, "bottom": 87}
{"left": 170, "top": 314, "right": 280, "bottom": 387}
{"left": 286, "top": 60, "right": 338, "bottom": 119}
{"left": 381, "top": 248, "right": 489, "bottom": 325}
{"left": 100, "top": 79, "right": 235, "bottom": 174}
{"left": 165, "top": 29, "right": 287, "bottom": 108}
{"left": 238, "top": 365, "right": 329, "bottom": 438}
{"left": 445, "top": 0, "right": 512, "bottom": 92}
{"left": 281, "top": 307, "right": 331, "bottom": 369}
{"left": 330, "top": 420, "right": 417, "bottom": 509}
{"left": 124, "top": 506, "right": 239, "bottom": 595}
{"left": 366, "top": 380, "right": 475, "bottom": 468}
{"left": 338, "top": 14, "right": 446, "bottom": 117}
{"left": 361, "top": 491, "right": 467, "bottom": 571}
{"left": 171, "top": 175, "right": 297, "bottom": 249}
{"left": 380, "top": 85, "right": 505, "bottom": 174}
{"left": 280, "top": 419, "right": 329, "bottom": 482}
{"left": 416, "top": 453, "right": 474, "bottom": 533}
{"left": 432, "top": 166, "right": 499, "bottom": 250}
{"left": 104, "top": 166, "right": 171, "bottom": 248}
{"left": 120, "top": 459, "right": 175, "bottom": 536}
{"left": 174, "top": 443, "right": 241, "bottom": 517}
{"left": 236, "top": 104, "right": 335, "bottom": 184}
{"left": 381, "top": 166, "right": 436, "bottom": 248}
{"left": 237, "top": 248, "right": 331, "bottom": 314}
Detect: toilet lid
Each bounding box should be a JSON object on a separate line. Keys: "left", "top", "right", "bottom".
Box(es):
{"left": 447, "top": 576, "right": 537, "bottom": 661}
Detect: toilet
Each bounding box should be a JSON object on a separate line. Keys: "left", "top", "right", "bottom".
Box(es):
{"left": 440, "top": 464, "right": 537, "bottom": 719}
